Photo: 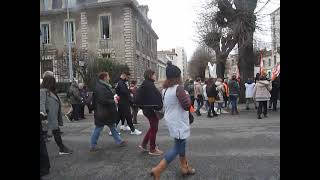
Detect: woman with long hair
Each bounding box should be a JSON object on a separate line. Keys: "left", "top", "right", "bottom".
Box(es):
{"left": 150, "top": 62, "right": 195, "bottom": 179}
{"left": 40, "top": 74, "right": 73, "bottom": 155}
{"left": 134, "top": 69, "right": 164, "bottom": 155}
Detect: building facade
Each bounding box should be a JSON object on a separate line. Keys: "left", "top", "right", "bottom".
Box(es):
{"left": 40, "top": 0, "right": 158, "bottom": 83}
{"left": 157, "top": 47, "right": 187, "bottom": 80}
{"left": 271, "top": 7, "right": 280, "bottom": 66}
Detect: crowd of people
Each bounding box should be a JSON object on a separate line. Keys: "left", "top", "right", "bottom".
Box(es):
{"left": 40, "top": 65, "right": 279, "bottom": 179}
{"left": 183, "top": 70, "right": 280, "bottom": 119}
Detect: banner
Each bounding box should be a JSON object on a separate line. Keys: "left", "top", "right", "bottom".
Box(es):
{"left": 259, "top": 51, "right": 264, "bottom": 74}
{"left": 208, "top": 62, "right": 217, "bottom": 78}
{"left": 271, "top": 64, "right": 280, "bottom": 80}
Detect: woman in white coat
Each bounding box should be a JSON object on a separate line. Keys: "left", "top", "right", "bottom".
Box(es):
{"left": 150, "top": 62, "right": 195, "bottom": 180}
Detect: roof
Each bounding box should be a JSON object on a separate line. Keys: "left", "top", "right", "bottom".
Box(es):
{"left": 270, "top": 7, "right": 280, "bottom": 15}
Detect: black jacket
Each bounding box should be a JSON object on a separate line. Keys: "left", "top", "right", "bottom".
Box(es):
{"left": 115, "top": 78, "right": 132, "bottom": 106}
{"left": 92, "top": 80, "right": 119, "bottom": 126}
{"left": 206, "top": 84, "right": 217, "bottom": 98}
{"left": 134, "top": 79, "right": 163, "bottom": 111}
{"left": 271, "top": 78, "right": 280, "bottom": 99}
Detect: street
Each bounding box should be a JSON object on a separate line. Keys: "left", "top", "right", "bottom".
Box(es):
{"left": 42, "top": 105, "right": 280, "bottom": 180}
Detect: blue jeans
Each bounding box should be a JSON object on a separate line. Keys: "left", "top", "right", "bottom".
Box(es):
{"left": 164, "top": 139, "right": 186, "bottom": 164}
{"left": 229, "top": 95, "right": 238, "bottom": 113}
{"left": 90, "top": 124, "right": 123, "bottom": 148}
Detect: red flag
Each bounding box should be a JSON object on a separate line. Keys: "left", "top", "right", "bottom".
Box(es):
{"left": 260, "top": 51, "right": 264, "bottom": 74}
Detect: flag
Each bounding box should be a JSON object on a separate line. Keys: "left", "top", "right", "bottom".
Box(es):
{"left": 259, "top": 51, "right": 264, "bottom": 75}
{"left": 271, "top": 64, "right": 280, "bottom": 80}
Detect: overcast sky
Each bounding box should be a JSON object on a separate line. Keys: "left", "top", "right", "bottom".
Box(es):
{"left": 137, "top": 0, "right": 280, "bottom": 61}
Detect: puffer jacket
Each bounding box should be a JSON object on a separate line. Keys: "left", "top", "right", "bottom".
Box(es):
{"left": 253, "top": 80, "right": 272, "bottom": 101}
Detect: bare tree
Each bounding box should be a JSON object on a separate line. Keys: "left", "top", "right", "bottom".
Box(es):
{"left": 188, "top": 45, "right": 215, "bottom": 79}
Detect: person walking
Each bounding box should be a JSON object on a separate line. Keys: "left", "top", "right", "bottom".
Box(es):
{"left": 150, "top": 61, "right": 195, "bottom": 180}
{"left": 194, "top": 77, "right": 204, "bottom": 116}
{"left": 203, "top": 80, "right": 209, "bottom": 111}
{"left": 270, "top": 76, "right": 280, "bottom": 111}
{"left": 67, "top": 80, "right": 82, "bottom": 121}
{"left": 40, "top": 74, "right": 73, "bottom": 155}
{"left": 134, "top": 69, "right": 164, "bottom": 156}
{"left": 130, "top": 80, "right": 139, "bottom": 124}
{"left": 222, "top": 79, "right": 229, "bottom": 109}
{"left": 79, "top": 83, "right": 87, "bottom": 119}
{"left": 90, "top": 72, "right": 128, "bottom": 152}
{"left": 215, "top": 78, "right": 225, "bottom": 114}
{"left": 245, "top": 78, "right": 257, "bottom": 110}
{"left": 253, "top": 72, "right": 272, "bottom": 119}
{"left": 206, "top": 78, "right": 218, "bottom": 118}
{"left": 228, "top": 75, "right": 240, "bottom": 115}
{"left": 186, "top": 79, "right": 195, "bottom": 107}
{"left": 115, "top": 71, "right": 142, "bottom": 135}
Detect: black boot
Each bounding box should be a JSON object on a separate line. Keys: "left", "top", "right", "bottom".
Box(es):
{"left": 257, "top": 115, "right": 262, "bottom": 119}
{"left": 196, "top": 110, "right": 201, "bottom": 116}
{"left": 207, "top": 112, "right": 213, "bottom": 118}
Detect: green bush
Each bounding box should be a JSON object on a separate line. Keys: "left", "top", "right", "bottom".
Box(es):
{"left": 82, "top": 58, "right": 129, "bottom": 91}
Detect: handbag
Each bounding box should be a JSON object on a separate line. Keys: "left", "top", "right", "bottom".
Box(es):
{"left": 155, "top": 88, "right": 167, "bottom": 120}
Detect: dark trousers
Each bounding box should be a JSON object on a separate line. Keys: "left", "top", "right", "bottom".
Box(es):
{"left": 131, "top": 106, "right": 139, "bottom": 124}
{"left": 79, "top": 104, "right": 85, "bottom": 118}
{"left": 190, "top": 96, "right": 195, "bottom": 107}
{"left": 142, "top": 111, "right": 159, "bottom": 151}
{"left": 257, "top": 101, "right": 268, "bottom": 116}
{"left": 229, "top": 95, "right": 238, "bottom": 114}
{"left": 223, "top": 96, "right": 228, "bottom": 108}
{"left": 196, "top": 96, "right": 204, "bottom": 112}
{"left": 208, "top": 102, "right": 216, "bottom": 116}
{"left": 117, "top": 104, "right": 135, "bottom": 132}
{"left": 52, "top": 128, "right": 65, "bottom": 152}
{"left": 40, "top": 119, "right": 50, "bottom": 177}
{"left": 71, "top": 104, "right": 80, "bottom": 120}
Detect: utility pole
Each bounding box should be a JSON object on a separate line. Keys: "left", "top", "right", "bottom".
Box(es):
{"left": 67, "top": 0, "right": 73, "bottom": 82}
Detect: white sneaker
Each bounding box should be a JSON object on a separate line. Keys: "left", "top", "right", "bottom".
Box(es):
{"left": 125, "top": 125, "right": 131, "bottom": 131}
{"left": 130, "top": 129, "right": 142, "bottom": 135}
{"left": 109, "top": 131, "right": 120, "bottom": 136}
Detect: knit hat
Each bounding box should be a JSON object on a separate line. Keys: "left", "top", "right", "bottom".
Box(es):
{"left": 166, "top": 61, "right": 181, "bottom": 79}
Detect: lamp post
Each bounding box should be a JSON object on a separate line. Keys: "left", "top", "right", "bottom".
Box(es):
{"left": 67, "top": 0, "right": 73, "bottom": 82}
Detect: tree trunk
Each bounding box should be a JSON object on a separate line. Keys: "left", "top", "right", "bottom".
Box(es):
{"left": 238, "top": 35, "right": 255, "bottom": 104}
{"left": 216, "top": 61, "right": 226, "bottom": 79}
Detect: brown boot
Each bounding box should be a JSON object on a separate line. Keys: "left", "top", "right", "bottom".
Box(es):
{"left": 179, "top": 156, "right": 196, "bottom": 176}
{"left": 150, "top": 159, "right": 167, "bottom": 180}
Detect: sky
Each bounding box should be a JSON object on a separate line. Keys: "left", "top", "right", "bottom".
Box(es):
{"left": 137, "top": 0, "right": 280, "bottom": 61}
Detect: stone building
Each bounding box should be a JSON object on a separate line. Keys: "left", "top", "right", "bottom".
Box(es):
{"left": 40, "top": 0, "right": 158, "bottom": 83}
{"left": 271, "top": 7, "right": 280, "bottom": 65}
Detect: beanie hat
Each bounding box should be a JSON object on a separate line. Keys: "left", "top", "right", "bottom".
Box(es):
{"left": 166, "top": 61, "right": 181, "bottom": 79}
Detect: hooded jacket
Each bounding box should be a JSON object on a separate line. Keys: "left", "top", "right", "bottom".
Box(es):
{"left": 253, "top": 80, "right": 272, "bottom": 101}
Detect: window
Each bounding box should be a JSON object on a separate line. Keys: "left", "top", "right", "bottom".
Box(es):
{"left": 64, "top": 20, "right": 75, "bottom": 43}
{"left": 100, "top": 15, "right": 110, "bottom": 39}
{"left": 43, "top": 0, "right": 49, "bottom": 10}
{"left": 102, "top": 53, "right": 111, "bottom": 58}
{"left": 268, "top": 59, "right": 271, "bottom": 66}
{"left": 41, "top": 23, "right": 50, "bottom": 44}
{"left": 274, "top": 55, "right": 277, "bottom": 65}
{"left": 64, "top": 0, "right": 76, "bottom": 8}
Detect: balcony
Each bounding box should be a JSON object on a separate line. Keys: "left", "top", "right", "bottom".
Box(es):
{"left": 98, "top": 39, "right": 112, "bottom": 49}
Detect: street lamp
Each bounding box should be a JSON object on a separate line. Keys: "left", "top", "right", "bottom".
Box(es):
{"left": 67, "top": 0, "right": 73, "bottom": 82}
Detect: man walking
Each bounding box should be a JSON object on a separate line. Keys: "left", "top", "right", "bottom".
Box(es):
{"left": 115, "top": 71, "right": 142, "bottom": 135}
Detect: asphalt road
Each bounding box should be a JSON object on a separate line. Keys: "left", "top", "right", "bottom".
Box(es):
{"left": 42, "top": 105, "right": 280, "bottom": 180}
